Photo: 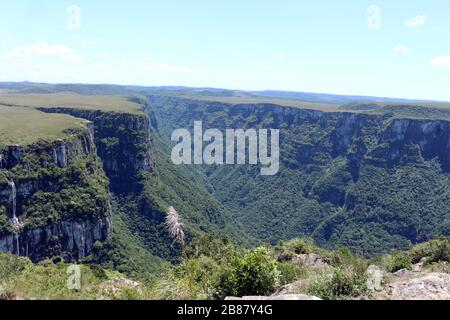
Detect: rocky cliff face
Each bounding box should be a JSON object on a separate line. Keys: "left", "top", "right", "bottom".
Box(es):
{"left": 149, "top": 96, "right": 450, "bottom": 257}
{"left": 0, "top": 122, "right": 95, "bottom": 170}
{"left": 0, "top": 215, "right": 111, "bottom": 262}
{"left": 381, "top": 119, "right": 450, "bottom": 171}
{"left": 0, "top": 123, "right": 112, "bottom": 261}
{"left": 38, "top": 108, "right": 156, "bottom": 193}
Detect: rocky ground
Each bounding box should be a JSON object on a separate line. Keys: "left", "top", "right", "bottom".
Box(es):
{"left": 227, "top": 252, "right": 450, "bottom": 300}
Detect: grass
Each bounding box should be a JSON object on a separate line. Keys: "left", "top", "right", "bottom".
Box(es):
{"left": 182, "top": 95, "right": 341, "bottom": 112}
{"left": 0, "top": 92, "right": 144, "bottom": 115}
{"left": 149, "top": 89, "right": 341, "bottom": 112}
{"left": 0, "top": 105, "right": 88, "bottom": 146}
{"left": 0, "top": 253, "right": 150, "bottom": 300}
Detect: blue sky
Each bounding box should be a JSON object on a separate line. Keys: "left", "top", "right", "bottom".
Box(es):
{"left": 0, "top": 0, "right": 449, "bottom": 100}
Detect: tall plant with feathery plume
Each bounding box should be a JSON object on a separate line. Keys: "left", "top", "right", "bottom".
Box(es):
{"left": 165, "top": 206, "right": 193, "bottom": 295}
{"left": 166, "top": 206, "right": 186, "bottom": 249}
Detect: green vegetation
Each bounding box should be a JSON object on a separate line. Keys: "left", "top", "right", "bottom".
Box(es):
{"left": 0, "top": 139, "right": 109, "bottom": 235}
{"left": 2, "top": 232, "right": 450, "bottom": 300}
{"left": 0, "top": 105, "right": 88, "bottom": 146}
{"left": 375, "top": 237, "right": 450, "bottom": 271}
{"left": 341, "top": 102, "right": 450, "bottom": 121}
{"left": 83, "top": 196, "right": 164, "bottom": 281}
{"left": 2, "top": 86, "right": 450, "bottom": 300}
{"left": 0, "top": 253, "right": 151, "bottom": 300}
{"left": 217, "top": 247, "right": 281, "bottom": 297}
{"left": 149, "top": 95, "right": 450, "bottom": 258}
{"left": 0, "top": 93, "right": 144, "bottom": 115}
{"left": 96, "top": 134, "right": 252, "bottom": 264}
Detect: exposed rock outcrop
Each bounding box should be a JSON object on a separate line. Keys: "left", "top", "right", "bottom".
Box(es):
{"left": 0, "top": 125, "right": 100, "bottom": 221}
{"left": 38, "top": 107, "right": 156, "bottom": 193}
{"left": 381, "top": 119, "right": 450, "bottom": 170}
{"left": 292, "top": 253, "right": 331, "bottom": 271}
{"left": 0, "top": 215, "right": 111, "bottom": 262}
{"left": 225, "top": 294, "right": 321, "bottom": 300}
{"left": 0, "top": 122, "right": 112, "bottom": 261}
{"left": 379, "top": 273, "right": 450, "bottom": 300}
{"left": 275, "top": 280, "right": 308, "bottom": 295}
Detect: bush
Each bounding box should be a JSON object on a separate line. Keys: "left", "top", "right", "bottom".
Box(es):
{"left": 286, "top": 238, "right": 316, "bottom": 255}
{"left": 306, "top": 275, "right": 333, "bottom": 300}
{"left": 386, "top": 251, "right": 411, "bottom": 273}
{"left": 216, "top": 247, "right": 281, "bottom": 298}
{"left": 0, "top": 254, "right": 31, "bottom": 279}
{"left": 330, "top": 247, "right": 357, "bottom": 267}
{"left": 307, "top": 267, "right": 368, "bottom": 300}
{"left": 331, "top": 268, "right": 367, "bottom": 298}
{"left": 277, "top": 262, "right": 306, "bottom": 285}
{"left": 428, "top": 239, "right": 450, "bottom": 264}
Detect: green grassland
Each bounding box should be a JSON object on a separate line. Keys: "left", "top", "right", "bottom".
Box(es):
{"left": 0, "top": 105, "right": 89, "bottom": 146}
{"left": 192, "top": 95, "right": 340, "bottom": 112}
{"left": 153, "top": 90, "right": 341, "bottom": 112}
{"left": 340, "top": 101, "right": 450, "bottom": 121}
{"left": 151, "top": 90, "right": 450, "bottom": 117}
{"left": 0, "top": 92, "right": 144, "bottom": 115}
{"left": 0, "top": 92, "right": 146, "bottom": 146}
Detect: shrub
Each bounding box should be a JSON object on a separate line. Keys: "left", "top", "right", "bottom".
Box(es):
{"left": 286, "top": 238, "right": 316, "bottom": 255}
{"left": 216, "top": 247, "right": 281, "bottom": 298}
{"left": 331, "top": 268, "right": 367, "bottom": 298}
{"left": 0, "top": 214, "right": 12, "bottom": 236}
{"left": 277, "top": 262, "right": 306, "bottom": 285}
{"left": 330, "top": 247, "right": 356, "bottom": 267}
{"left": 186, "top": 234, "right": 237, "bottom": 262}
{"left": 386, "top": 251, "right": 411, "bottom": 273}
{"left": 428, "top": 239, "right": 450, "bottom": 264}
{"left": 306, "top": 275, "right": 333, "bottom": 300}
{"left": 0, "top": 254, "right": 31, "bottom": 279}
{"left": 306, "top": 267, "right": 368, "bottom": 300}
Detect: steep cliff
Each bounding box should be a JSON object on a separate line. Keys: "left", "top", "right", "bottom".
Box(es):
{"left": 149, "top": 96, "right": 450, "bottom": 257}
{"left": 38, "top": 105, "right": 244, "bottom": 263}
{"left": 0, "top": 124, "right": 112, "bottom": 262}
{"left": 38, "top": 107, "right": 156, "bottom": 193}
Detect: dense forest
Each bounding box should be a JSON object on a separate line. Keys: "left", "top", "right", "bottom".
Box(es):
{"left": 147, "top": 95, "right": 450, "bottom": 258}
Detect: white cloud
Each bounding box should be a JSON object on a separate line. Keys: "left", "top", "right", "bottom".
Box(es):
{"left": 393, "top": 44, "right": 411, "bottom": 54}
{"left": 275, "top": 53, "right": 286, "bottom": 60}
{"left": 264, "top": 65, "right": 275, "bottom": 71}
{"left": 404, "top": 15, "right": 428, "bottom": 28}
{"left": 0, "top": 34, "right": 12, "bottom": 41}
{"left": 60, "top": 54, "right": 82, "bottom": 62}
{"left": 141, "top": 63, "right": 192, "bottom": 73}
{"left": 0, "top": 41, "right": 81, "bottom": 63}
{"left": 98, "top": 52, "right": 109, "bottom": 58}
{"left": 76, "top": 40, "right": 96, "bottom": 46}
{"left": 430, "top": 56, "right": 450, "bottom": 68}
{"left": 413, "top": 26, "right": 440, "bottom": 33}
{"left": 116, "top": 59, "right": 129, "bottom": 65}
{"left": 94, "top": 62, "right": 111, "bottom": 68}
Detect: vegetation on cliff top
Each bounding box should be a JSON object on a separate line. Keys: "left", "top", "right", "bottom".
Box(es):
{"left": 0, "top": 92, "right": 144, "bottom": 115}
{"left": 0, "top": 105, "right": 88, "bottom": 146}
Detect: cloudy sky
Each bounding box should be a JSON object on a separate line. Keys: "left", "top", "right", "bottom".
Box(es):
{"left": 0, "top": 0, "right": 449, "bottom": 100}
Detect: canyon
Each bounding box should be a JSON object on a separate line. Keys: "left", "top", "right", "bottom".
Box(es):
{"left": 1, "top": 88, "right": 450, "bottom": 264}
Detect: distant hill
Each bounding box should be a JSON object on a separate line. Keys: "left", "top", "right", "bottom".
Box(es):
{"left": 1, "top": 81, "right": 447, "bottom": 107}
